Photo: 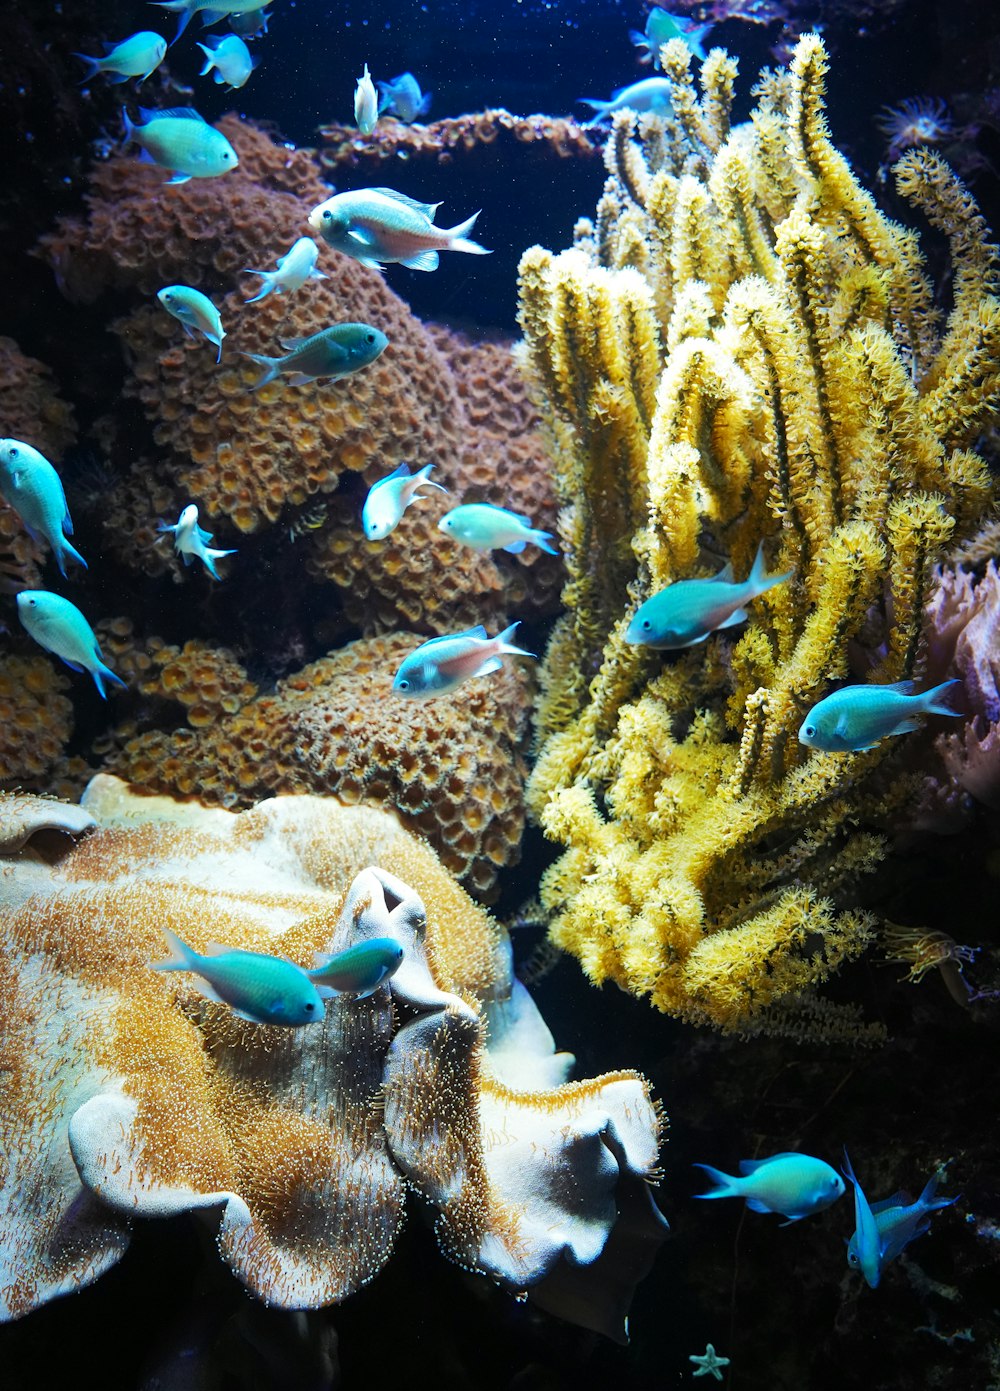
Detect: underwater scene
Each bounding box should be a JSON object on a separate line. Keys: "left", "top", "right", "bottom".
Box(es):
{"left": 1, "top": 0, "right": 999, "bottom": 1386}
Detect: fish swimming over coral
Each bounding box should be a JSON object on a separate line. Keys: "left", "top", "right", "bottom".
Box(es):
{"left": 122, "top": 106, "right": 239, "bottom": 183}
{"left": 150, "top": 0, "right": 273, "bottom": 45}
{"left": 16, "top": 591, "right": 126, "bottom": 698}
{"left": 308, "top": 188, "right": 490, "bottom": 272}
{"left": 197, "top": 33, "right": 256, "bottom": 89}
{"left": 73, "top": 31, "right": 167, "bottom": 84}
{"left": 437, "top": 502, "right": 557, "bottom": 555}
{"left": 242, "top": 236, "right": 326, "bottom": 302}
{"left": 355, "top": 62, "right": 379, "bottom": 134}
{"left": 694, "top": 1152, "right": 845, "bottom": 1222}
{"left": 363, "top": 462, "right": 447, "bottom": 541}
{"left": 157, "top": 285, "right": 226, "bottom": 361}
{"left": 308, "top": 937, "right": 404, "bottom": 998}
{"left": 393, "top": 623, "right": 533, "bottom": 698}
{"left": 377, "top": 72, "right": 432, "bottom": 122}
{"left": 0, "top": 438, "right": 87, "bottom": 578}
{"left": 151, "top": 927, "right": 326, "bottom": 1026}
{"left": 579, "top": 76, "right": 675, "bottom": 126}
{"left": 626, "top": 542, "right": 792, "bottom": 649}
{"left": 158, "top": 503, "right": 236, "bottom": 578}
{"left": 242, "top": 322, "right": 388, "bottom": 389}
{"left": 629, "top": 7, "right": 712, "bottom": 68}
{"left": 798, "top": 680, "right": 962, "bottom": 753}
{"left": 846, "top": 1169, "right": 957, "bottom": 1284}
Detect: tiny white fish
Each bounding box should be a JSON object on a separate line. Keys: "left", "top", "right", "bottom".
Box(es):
{"left": 392, "top": 623, "right": 533, "bottom": 699}
{"left": 17, "top": 590, "right": 126, "bottom": 698}
{"left": 243, "top": 237, "right": 326, "bottom": 303}
{"left": 158, "top": 503, "right": 236, "bottom": 579}
{"left": 157, "top": 285, "right": 226, "bottom": 362}
{"left": 197, "top": 33, "right": 256, "bottom": 89}
{"left": 437, "top": 503, "right": 558, "bottom": 555}
{"left": 355, "top": 62, "right": 379, "bottom": 134}
{"left": 362, "top": 463, "right": 447, "bottom": 540}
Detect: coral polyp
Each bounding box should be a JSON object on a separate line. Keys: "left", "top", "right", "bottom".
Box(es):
{"left": 876, "top": 96, "right": 954, "bottom": 161}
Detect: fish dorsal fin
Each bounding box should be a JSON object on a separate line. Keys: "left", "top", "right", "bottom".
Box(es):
{"left": 205, "top": 940, "right": 237, "bottom": 957}
{"left": 885, "top": 679, "right": 916, "bottom": 695}
{"left": 141, "top": 105, "right": 207, "bottom": 123}
{"left": 739, "top": 1152, "right": 798, "bottom": 1174}
{"left": 870, "top": 1191, "right": 910, "bottom": 1215}
{"left": 454, "top": 625, "right": 488, "bottom": 641}
{"left": 278, "top": 332, "right": 326, "bottom": 351}
{"left": 383, "top": 462, "right": 412, "bottom": 482}
{"left": 367, "top": 187, "right": 441, "bottom": 219}
{"left": 715, "top": 560, "right": 735, "bottom": 583}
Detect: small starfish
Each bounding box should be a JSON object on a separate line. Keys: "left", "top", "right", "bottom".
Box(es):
{"left": 690, "top": 1343, "right": 730, "bottom": 1381}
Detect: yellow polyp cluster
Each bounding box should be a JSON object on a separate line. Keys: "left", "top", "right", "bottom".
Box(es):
{"left": 518, "top": 35, "right": 1000, "bottom": 1034}
{"left": 0, "top": 656, "right": 74, "bottom": 786}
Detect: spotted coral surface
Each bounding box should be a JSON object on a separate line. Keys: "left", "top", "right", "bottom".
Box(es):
{"left": 0, "top": 656, "right": 74, "bottom": 786}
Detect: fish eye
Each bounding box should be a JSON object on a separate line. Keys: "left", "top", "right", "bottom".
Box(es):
{"left": 397, "top": 679, "right": 409, "bottom": 690}
{"left": 848, "top": 1252, "right": 858, "bottom": 1267}
{"left": 365, "top": 332, "right": 375, "bottom": 343}
{"left": 8, "top": 446, "right": 17, "bottom": 457}
{"left": 642, "top": 619, "right": 651, "bottom": 630}
{"left": 304, "top": 1001, "right": 315, "bottom": 1012}
{"left": 804, "top": 724, "right": 816, "bottom": 737}
{"left": 322, "top": 209, "right": 333, "bottom": 222}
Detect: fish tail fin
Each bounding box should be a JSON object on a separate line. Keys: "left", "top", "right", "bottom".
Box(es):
{"left": 242, "top": 270, "right": 276, "bottom": 302}
{"left": 242, "top": 352, "right": 280, "bottom": 390}
{"left": 149, "top": 0, "right": 194, "bottom": 45}
{"left": 54, "top": 537, "right": 88, "bottom": 578}
{"left": 443, "top": 211, "right": 491, "bottom": 255}
{"left": 203, "top": 546, "right": 236, "bottom": 579}
{"left": 749, "top": 540, "right": 794, "bottom": 595}
{"left": 415, "top": 463, "right": 448, "bottom": 494}
{"left": 92, "top": 662, "right": 127, "bottom": 700}
{"left": 121, "top": 106, "right": 137, "bottom": 148}
{"left": 196, "top": 44, "right": 216, "bottom": 76}
{"left": 151, "top": 926, "right": 197, "bottom": 972}
{"left": 496, "top": 621, "right": 535, "bottom": 660}
{"left": 529, "top": 528, "right": 558, "bottom": 555}
{"left": 692, "top": 1162, "right": 742, "bottom": 1199}
{"left": 690, "top": 24, "right": 714, "bottom": 61}
{"left": 579, "top": 99, "right": 610, "bottom": 127}
{"left": 920, "top": 678, "right": 962, "bottom": 718}
{"left": 72, "top": 52, "right": 102, "bottom": 82}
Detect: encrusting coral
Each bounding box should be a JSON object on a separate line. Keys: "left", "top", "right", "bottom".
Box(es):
{"left": 0, "top": 778, "right": 665, "bottom": 1340}
{"left": 517, "top": 36, "right": 1000, "bottom": 1032}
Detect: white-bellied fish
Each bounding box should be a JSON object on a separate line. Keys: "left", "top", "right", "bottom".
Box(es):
{"left": 308, "top": 187, "right": 489, "bottom": 272}
{"left": 151, "top": 927, "right": 325, "bottom": 1026}
{"left": 158, "top": 503, "right": 236, "bottom": 579}
{"left": 437, "top": 502, "right": 557, "bottom": 555}
{"left": 377, "top": 72, "right": 432, "bottom": 122}
{"left": 798, "top": 679, "right": 961, "bottom": 753}
{"left": 626, "top": 542, "right": 792, "bottom": 649}
{"left": 847, "top": 1170, "right": 957, "bottom": 1283}
{"left": 157, "top": 285, "right": 226, "bottom": 361}
{"left": 242, "top": 322, "right": 388, "bottom": 390}
{"left": 73, "top": 31, "right": 167, "bottom": 84}
{"left": 363, "top": 462, "right": 447, "bottom": 540}
{"left": 308, "top": 938, "right": 404, "bottom": 998}
{"left": 695, "top": 1152, "right": 845, "bottom": 1223}
{"left": 579, "top": 76, "right": 675, "bottom": 126}
{"left": 242, "top": 236, "right": 326, "bottom": 302}
{"left": 629, "top": 8, "right": 713, "bottom": 68}
{"left": 122, "top": 106, "right": 238, "bottom": 183}
{"left": 392, "top": 623, "right": 533, "bottom": 698}
{"left": 150, "top": 0, "right": 272, "bottom": 46}
{"left": 197, "top": 33, "right": 256, "bottom": 89}
{"left": 0, "top": 439, "right": 87, "bottom": 578}
{"left": 355, "top": 62, "right": 379, "bottom": 134}
{"left": 17, "top": 591, "right": 126, "bottom": 698}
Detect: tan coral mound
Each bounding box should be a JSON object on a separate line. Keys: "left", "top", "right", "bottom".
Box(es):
{"left": 107, "top": 633, "right": 532, "bottom": 896}
{"left": 0, "top": 780, "right": 665, "bottom": 1338}
{"left": 318, "top": 109, "right": 596, "bottom": 173}
{"left": 0, "top": 656, "right": 74, "bottom": 787}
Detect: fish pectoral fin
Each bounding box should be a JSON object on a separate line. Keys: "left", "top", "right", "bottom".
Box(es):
{"left": 778, "top": 1214, "right": 806, "bottom": 1227}
{"left": 314, "top": 983, "right": 338, "bottom": 1000}
{"left": 346, "top": 228, "right": 380, "bottom": 249}
{"left": 400, "top": 250, "right": 439, "bottom": 272}
{"left": 718, "top": 607, "right": 748, "bottom": 629}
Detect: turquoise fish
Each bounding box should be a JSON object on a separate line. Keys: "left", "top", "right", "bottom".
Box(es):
{"left": 150, "top": 0, "right": 271, "bottom": 46}
{"left": 197, "top": 33, "right": 256, "bottom": 89}
{"left": 798, "top": 679, "right": 961, "bottom": 753}
{"left": 437, "top": 502, "right": 557, "bottom": 555}
{"left": 242, "top": 323, "right": 388, "bottom": 390}
{"left": 629, "top": 8, "right": 713, "bottom": 68}
{"left": 355, "top": 62, "right": 379, "bottom": 134}
{"left": 579, "top": 76, "right": 675, "bottom": 126}
{"left": 377, "top": 72, "right": 432, "bottom": 122}
{"left": 151, "top": 927, "right": 325, "bottom": 1026}
{"left": 0, "top": 438, "right": 87, "bottom": 578}
{"left": 842, "top": 1151, "right": 883, "bottom": 1288}
{"left": 308, "top": 938, "right": 404, "bottom": 998}
{"left": 157, "top": 285, "right": 225, "bottom": 361}
{"left": 393, "top": 623, "right": 533, "bottom": 698}
{"left": 73, "top": 31, "right": 167, "bottom": 84}
{"left": 694, "top": 1151, "right": 845, "bottom": 1223}
{"left": 847, "top": 1171, "right": 957, "bottom": 1282}
{"left": 626, "top": 542, "right": 792, "bottom": 649}
{"left": 243, "top": 237, "right": 326, "bottom": 303}
{"left": 228, "top": 7, "right": 270, "bottom": 38}
{"left": 16, "top": 591, "right": 126, "bottom": 698}
{"left": 308, "top": 187, "right": 489, "bottom": 272}
{"left": 158, "top": 503, "right": 236, "bottom": 578}
{"left": 363, "top": 462, "right": 447, "bottom": 541}
{"left": 122, "top": 106, "right": 238, "bottom": 183}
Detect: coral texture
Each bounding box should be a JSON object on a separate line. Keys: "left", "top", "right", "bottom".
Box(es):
{"left": 0, "top": 779, "right": 665, "bottom": 1338}
{"left": 0, "top": 656, "right": 74, "bottom": 788}
{"left": 518, "top": 37, "right": 1000, "bottom": 1031}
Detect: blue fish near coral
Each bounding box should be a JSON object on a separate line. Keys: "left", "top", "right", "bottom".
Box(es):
{"left": 308, "top": 188, "right": 490, "bottom": 272}
{"left": 122, "top": 106, "right": 238, "bottom": 184}
{"left": 242, "top": 323, "right": 389, "bottom": 390}
{"left": 579, "top": 77, "right": 675, "bottom": 126}
{"left": 158, "top": 503, "right": 236, "bottom": 579}
{"left": 308, "top": 938, "right": 404, "bottom": 998}
{"left": 197, "top": 33, "right": 256, "bottom": 90}
{"left": 73, "top": 31, "right": 167, "bottom": 84}
{"left": 694, "top": 1151, "right": 845, "bottom": 1223}
{"left": 437, "top": 503, "right": 558, "bottom": 555}
{"left": 157, "top": 285, "right": 226, "bottom": 362}
{"left": 798, "top": 679, "right": 961, "bottom": 753}
{"left": 363, "top": 463, "right": 447, "bottom": 541}
{"left": 0, "top": 438, "right": 87, "bottom": 578}
{"left": 626, "top": 542, "right": 792, "bottom": 649}
{"left": 844, "top": 1154, "right": 958, "bottom": 1288}
{"left": 629, "top": 8, "right": 713, "bottom": 68}
{"left": 393, "top": 623, "right": 533, "bottom": 698}
{"left": 151, "top": 927, "right": 326, "bottom": 1026}
{"left": 151, "top": 0, "right": 272, "bottom": 46}
{"left": 243, "top": 237, "right": 326, "bottom": 303}
{"left": 377, "top": 72, "right": 432, "bottom": 123}
{"left": 16, "top": 591, "right": 126, "bottom": 698}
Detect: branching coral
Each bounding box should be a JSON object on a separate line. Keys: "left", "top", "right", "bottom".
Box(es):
{"left": 517, "top": 36, "right": 1000, "bottom": 1032}
{"left": 0, "top": 779, "right": 665, "bottom": 1339}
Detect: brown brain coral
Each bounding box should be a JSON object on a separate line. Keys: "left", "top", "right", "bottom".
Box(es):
{"left": 107, "top": 632, "right": 532, "bottom": 897}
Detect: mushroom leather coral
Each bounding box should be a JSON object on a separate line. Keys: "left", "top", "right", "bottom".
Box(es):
{"left": 0, "top": 778, "right": 665, "bottom": 1340}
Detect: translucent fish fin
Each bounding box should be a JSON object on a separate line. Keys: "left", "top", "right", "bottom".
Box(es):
{"left": 165, "top": 173, "right": 193, "bottom": 185}
{"left": 921, "top": 678, "right": 962, "bottom": 717}
{"left": 718, "top": 607, "right": 748, "bottom": 629}
{"left": 400, "top": 250, "right": 439, "bottom": 272}
{"left": 715, "top": 560, "right": 735, "bottom": 583}
{"left": 151, "top": 926, "right": 195, "bottom": 972}
{"left": 61, "top": 657, "right": 85, "bottom": 672}
{"left": 242, "top": 352, "right": 279, "bottom": 390}
{"left": 473, "top": 656, "right": 503, "bottom": 678}
{"left": 503, "top": 539, "right": 526, "bottom": 553}
{"left": 205, "top": 941, "right": 235, "bottom": 957}
{"left": 147, "top": 106, "right": 206, "bottom": 122}
{"left": 745, "top": 1197, "right": 770, "bottom": 1214}
{"left": 888, "top": 718, "right": 921, "bottom": 737}
{"left": 884, "top": 679, "right": 916, "bottom": 695}
{"left": 91, "top": 664, "right": 126, "bottom": 699}
{"left": 367, "top": 187, "right": 441, "bottom": 218}
{"left": 105, "top": 72, "right": 131, "bottom": 86}
{"left": 286, "top": 372, "right": 318, "bottom": 386}
{"left": 230, "top": 1006, "right": 260, "bottom": 1022}
{"left": 314, "top": 983, "right": 338, "bottom": 1000}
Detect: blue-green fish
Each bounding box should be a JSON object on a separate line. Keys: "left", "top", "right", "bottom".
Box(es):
{"left": 694, "top": 1151, "right": 845, "bottom": 1223}
{"left": 122, "top": 106, "right": 238, "bottom": 184}
{"left": 151, "top": 927, "right": 325, "bottom": 1026}
{"left": 393, "top": 623, "right": 533, "bottom": 698}
{"left": 355, "top": 62, "right": 379, "bottom": 134}
{"left": 629, "top": 8, "right": 713, "bottom": 68}
{"left": 73, "top": 31, "right": 167, "bottom": 84}
{"left": 437, "top": 503, "right": 557, "bottom": 555}
{"left": 16, "top": 591, "right": 126, "bottom": 698}
{"left": 308, "top": 937, "right": 404, "bottom": 998}
{"left": 579, "top": 77, "right": 675, "bottom": 126}
{"left": 228, "top": 7, "right": 270, "bottom": 38}
{"left": 158, "top": 503, "right": 236, "bottom": 578}
{"left": 0, "top": 439, "right": 87, "bottom": 578}
{"left": 626, "top": 542, "right": 792, "bottom": 649}
{"left": 798, "top": 679, "right": 961, "bottom": 753}
{"left": 243, "top": 236, "right": 326, "bottom": 303}
{"left": 242, "top": 323, "right": 388, "bottom": 390}
{"left": 157, "top": 284, "right": 226, "bottom": 361}
{"left": 308, "top": 188, "right": 489, "bottom": 272}
{"left": 377, "top": 72, "right": 432, "bottom": 123}
{"left": 847, "top": 1171, "right": 957, "bottom": 1284}
{"left": 150, "top": 0, "right": 269, "bottom": 46}
{"left": 363, "top": 463, "right": 447, "bottom": 541}
{"left": 842, "top": 1151, "right": 882, "bottom": 1288}
{"left": 197, "top": 33, "right": 256, "bottom": 89}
